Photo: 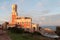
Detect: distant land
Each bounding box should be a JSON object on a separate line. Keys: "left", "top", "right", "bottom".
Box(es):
{"left": 41, "top": 26, "right": 56, "bottom": 31}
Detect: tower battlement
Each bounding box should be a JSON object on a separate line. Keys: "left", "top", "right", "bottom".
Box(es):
{"left": 12, "top": 4, "right": 17, "bottom": 12}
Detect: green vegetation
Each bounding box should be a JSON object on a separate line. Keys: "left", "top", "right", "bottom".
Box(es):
{"left": 7, "top": 27, "right": 56, "bottom": 40}
{"left": 8, "top": 31, "right": 56, "bottom": 40}
{"left": 8, "top": 31, "right": 39, "bottom": 40}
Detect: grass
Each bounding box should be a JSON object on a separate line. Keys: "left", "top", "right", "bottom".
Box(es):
{"left": 7, "top": 31, "right": 56, "bottom": 40}
{"left": 8, "top": 31, "right": 40, "bottom": 40}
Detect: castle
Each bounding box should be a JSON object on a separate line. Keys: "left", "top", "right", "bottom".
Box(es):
{"left": 9, "top": 4, "right": 39, "bottom": 31}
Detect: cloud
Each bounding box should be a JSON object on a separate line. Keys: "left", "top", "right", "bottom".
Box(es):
{"left": 20, "top": 0, "right": 24, "bottom": 4}
{"left": 41, "top": 10, "right": 50, "bottom": 14}
{"left": 0, "top": 6, "right": 6, "bottom": 10}
{"left": 0, "top": 3, "right": 6, "bottom": 10}
{"left": 25, "top": 9, "right": 50, "bottom": 24}
{"left": 21, "top": 0, "right": 24, "bottom": 2}
{"left": 39, "top": 14, "right": 60, "bottom": 26}
{"left": 27, "top": 10, "right": 50, "bottom": 16}
{"left": 36, "top": 2, "right": 43, "bottom": 8}
{"left": 35, "top": 0, "right": 49, "bottom": 9}
{"left": 0, "top": 6, "right": 4, "bottom": 9}
{"left": 39, "top": 22, "right": 43, "bottom": 25}
{"left": 0, "top": 2, "right": 9, "bottom": 10}
{"left": 41, "top": 0, "right": 49, "bottom": 2}
{"left": 40, "top": 17, "right": 46, "bottom": 21}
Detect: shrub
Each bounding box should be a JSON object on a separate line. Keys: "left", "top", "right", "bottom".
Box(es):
{"left": 8, "top": 27, "right": 24, "bottom": 33}
{"left": 32, "top": 31, "right": 41, "bottom": 35}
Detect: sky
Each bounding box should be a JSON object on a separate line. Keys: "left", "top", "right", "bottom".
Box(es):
{"left": 0, "top": 0, "right": 60, "bottom": 26}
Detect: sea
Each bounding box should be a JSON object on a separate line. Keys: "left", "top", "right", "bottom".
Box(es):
{"left": 41, "top": 26, "right": 57, "bottom": 31}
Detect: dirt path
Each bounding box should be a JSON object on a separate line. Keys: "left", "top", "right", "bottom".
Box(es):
{"left": 0, "top": 30, "right": 11, "bottom": 40}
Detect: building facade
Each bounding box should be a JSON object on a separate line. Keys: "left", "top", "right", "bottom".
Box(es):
{"left": 32, "top": 23, "right": 39, "bottom": 31}
{"left": 10, "top": 4, "right": 32, "bottom": 29}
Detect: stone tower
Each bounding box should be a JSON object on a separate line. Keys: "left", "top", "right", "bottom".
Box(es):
{"left": 12, "top": 4, "right": 18, "bottom": 24}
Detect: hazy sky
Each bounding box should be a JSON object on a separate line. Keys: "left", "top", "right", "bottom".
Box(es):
{"left": 0, "top": 0, "right": 60, "bottom": 26}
